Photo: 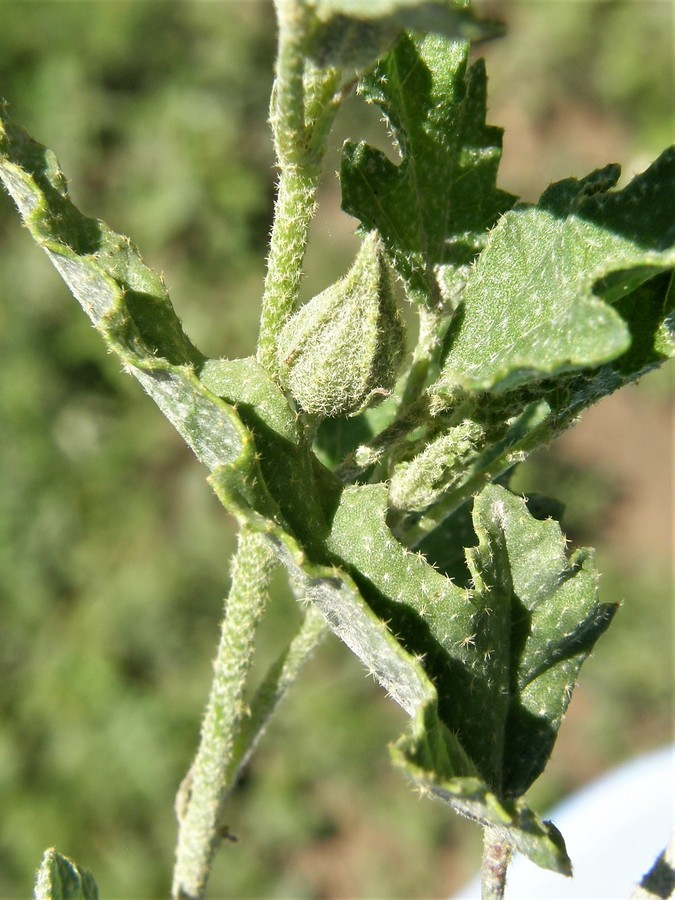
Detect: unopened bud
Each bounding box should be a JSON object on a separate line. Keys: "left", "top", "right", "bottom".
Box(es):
{"left": 278, "top": 232, "right": 406, "bottom": 419}
{"left": 389, "top": 421, "right": 486, "bottom": 514}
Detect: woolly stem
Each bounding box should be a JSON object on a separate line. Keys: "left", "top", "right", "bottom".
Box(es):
{"left": 257, "top": 0, "right": 341, "bottom": 374}
{"left": 172, "top": 528, "right": 274, "bottom": 900}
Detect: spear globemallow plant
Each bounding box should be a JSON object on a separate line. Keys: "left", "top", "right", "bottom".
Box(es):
{"left": 1, "top": 1, "right": 673, "bottom": 898}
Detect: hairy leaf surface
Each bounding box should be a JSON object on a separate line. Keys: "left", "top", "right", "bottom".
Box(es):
{"left": 438, "top": 149, "right": 675, "bottom": 392}
{"left": 323, "top": 480, "right": 617, "bottom": 871}
{"left": 0, "top": 108, "right": 249, "bottom": 474}
{"left": 1, "top": 100, "right": 621, "bottom": 878}
{"left": 341, "top": 33, "right": 515, "bottom": 305}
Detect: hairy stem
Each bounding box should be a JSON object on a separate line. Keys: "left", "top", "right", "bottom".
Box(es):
{"left": 257, "top": 162, "right": 321, "bottom": 373}
{"left": 481, "top": 827, "right": 512, "bottom": 900}
{"left": 172, "top": 528, "right": 274, "bottom": 900}
{"left": 257, "top": 1, "right": 342, "bottom": 375}
{"left": 401, "top": 305, "right": 443, "bottom": 407}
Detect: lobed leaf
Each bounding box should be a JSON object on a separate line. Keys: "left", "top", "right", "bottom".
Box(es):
{"left": 327, "top": 482, "right": 615, "bottom": 790}
{"left": 468, "top": 486, "right": 617, "bottom": 797}
{"left": 325, "top": 481, "right": 611, "bottom": 872}
{"left": 391, "top": 707, "right": 570, "bottom": 874}
{"left": 341, "top": 33, "right": 515, "bottom": 305}
{"left": 437, "top": 148, "right": 675, "bottom": 393}
{"left": 208, "top": 468, "right": 576, "bottom": 871}
{"left": 1, "top": 99, "right": 622, "bottom": 879}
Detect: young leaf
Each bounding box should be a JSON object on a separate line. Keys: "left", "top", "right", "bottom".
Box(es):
{"left": 341, "top": 32, "right": 515, "bottom": 306}
{"left": 34, "top": 848, "right": 98, "bottom": 900}
{"left": 437, "top": 148, "right": 675, "bottom": 393}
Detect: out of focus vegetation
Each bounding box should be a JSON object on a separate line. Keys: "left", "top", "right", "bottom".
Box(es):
{"left": 0, "top": 2, "right": 671, "bottom": 897}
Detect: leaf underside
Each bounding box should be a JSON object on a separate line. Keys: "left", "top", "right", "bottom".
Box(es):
{"left": 307, "top": 1, "right": 501, "bottom": 71}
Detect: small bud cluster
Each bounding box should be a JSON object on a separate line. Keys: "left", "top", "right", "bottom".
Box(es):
{"left": 388, "top": 420, "right": 486, "bottom": 514}
{"left": 277, "top": 232, "right": 406, "bottom": 419}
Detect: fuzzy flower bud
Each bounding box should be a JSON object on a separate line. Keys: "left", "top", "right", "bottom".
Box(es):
{"left": 389, "top": 421, "right": 486, "bottom": 515}
{"left": 277, "top": 232, "right": 406, "bottom": 418}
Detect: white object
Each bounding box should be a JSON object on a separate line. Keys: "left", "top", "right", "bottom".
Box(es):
{"left": 454, "top": 744, "right": 675, "bottom": 899}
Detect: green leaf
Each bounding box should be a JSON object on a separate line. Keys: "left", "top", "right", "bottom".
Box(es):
{"left": 0, "top": 106, "right": 251, "bottom": 474}
{"left": 326, "top": 483, "right": 471, "bottom": 683}
{"left": 307, "top": 1, "right": 501, "bottom": 71}
{"left": 0, "top": 108, "right": 317, "bottom": 555}
{"left": 201, "top": 356, "right": 341, "bottom": 550}
{"left": 438, "top": 148, "right": 675, "bottom": 393}
{"left": 0, "top": 109, "right": 342, "bottom": 556}
{"left": 322, "top": 480, "right": 617, "bottom": 871}
{"left": 34, "top": 848, "right": 98, "bottom": 900}
{"left": 391, "top": 707, "right": 571, "bottom": 874}
{"left": 341, "top": 33, "right": 515, "bottom": 305}
{"left": 468, "top": 485, "right": 617, "bottom": 797}
{"left": 326, "top": 481, "right": 616, "bottom": 796}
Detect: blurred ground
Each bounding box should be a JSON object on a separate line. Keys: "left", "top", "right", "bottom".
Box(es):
{"left": 0, "top": 2, "right": 672, "bottom": 897}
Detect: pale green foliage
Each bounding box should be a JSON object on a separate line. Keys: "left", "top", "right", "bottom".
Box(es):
{"left": 1, "top": 0, "right": 674, "bottom": 895}
{"left": 438, "top": 152, "right": 675, "bottom": 393}
{"left": 326, "top": 482, "right": 613, "bottom": 872}
{"left": 278, "top": 232, "right": 406, "bottom": 417}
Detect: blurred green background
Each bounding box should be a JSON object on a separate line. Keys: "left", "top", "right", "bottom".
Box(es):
{"left": 0, "top": 2, "right": 672, "bottom": 897}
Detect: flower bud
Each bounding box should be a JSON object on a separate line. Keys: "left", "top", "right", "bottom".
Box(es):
{"left": 389, "top": 420, "right": 486, "bottom": 515}
{"left": 277, "top": 232, "right": 406, "bottom": 419}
